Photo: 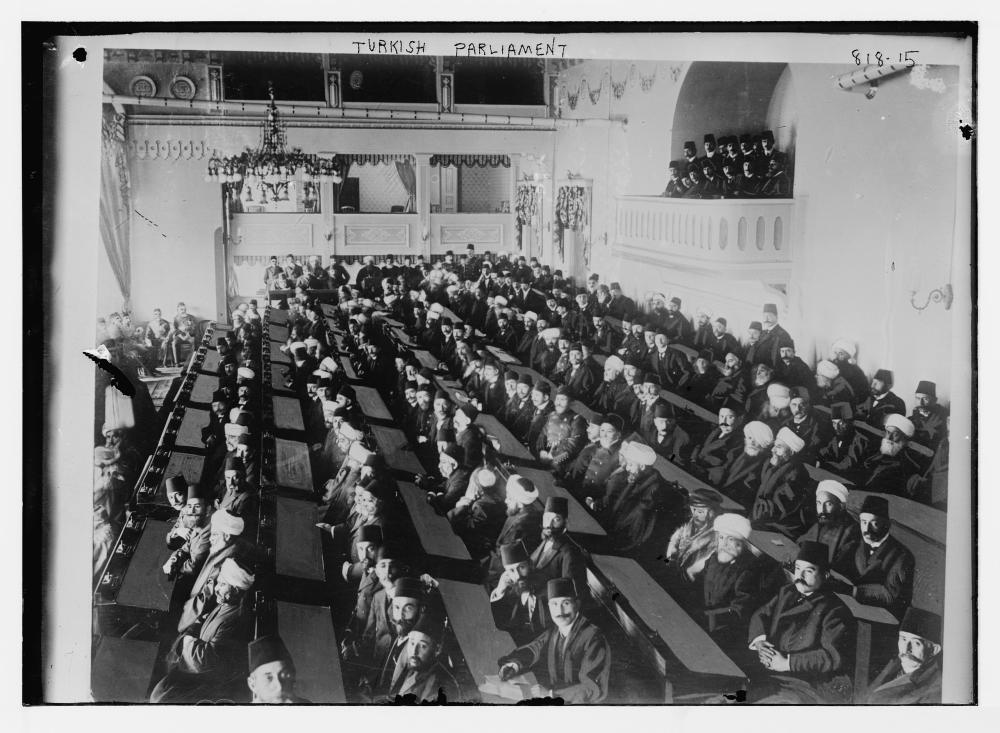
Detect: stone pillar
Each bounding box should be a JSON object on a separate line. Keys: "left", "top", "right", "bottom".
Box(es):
{"left": 415, "top": 153, "right": 432, "bottom": 258}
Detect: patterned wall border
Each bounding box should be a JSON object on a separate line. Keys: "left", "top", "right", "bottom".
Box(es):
{"left": 344, "top": 225, "right": 410, "bottom": 247}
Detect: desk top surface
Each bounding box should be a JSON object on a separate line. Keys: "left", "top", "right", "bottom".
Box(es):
{"left": 174, "top": 406, "right": 210, "bottom": 451}
{"left": 190, "top": 372, "right": 219, "bottom": 404}
{"left": 91, "top": 636, "right": 160, "bottom": 702}
{"left": 513, "top": 466, "right": 606, "bottom": 537}
{"left": 273, "top": 395, "right": 305, "bottom": 432}
{"left": 275, "top": 437, "right": 314, "bottom": 491}
{"left": 270, "top": 341, "right": 291, "bottom": 364}
{"left": 115, "top": 518, "right": 175, "bottom": 612}
{"left": 276, "top": 601, "right": 347, "bottom": 703}
{"left": 397, "top": 481, "right": 472, "bottom": 560}
{"left": 355, "top": 385, "right": 393, "bottom": 421}
{"left": 370, "top": 425, "right": 425, "bottom": 475}
{"left": 275, "top": 495, "right": 325, "bottom": 581}
{"left": 475, "top": 414, "right": 535, "bottom": 462}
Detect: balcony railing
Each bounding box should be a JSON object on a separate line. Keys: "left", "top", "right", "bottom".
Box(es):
{"left": 614, "top": 196, "right": 795, "bottom": 276}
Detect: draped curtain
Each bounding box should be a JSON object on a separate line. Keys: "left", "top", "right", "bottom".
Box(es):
{"left": 394, "top": 159, "right": 417, "bottom": 213}
{"left": 429, "top": 154, "right": 511, "bottom": 168}
{"left": 100, "top": 107, "right": 132, "bottom": 311}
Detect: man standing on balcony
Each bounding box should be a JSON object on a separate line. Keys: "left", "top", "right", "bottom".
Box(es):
{"left": 759, "top": 130, "right": 787, "bottom": 170}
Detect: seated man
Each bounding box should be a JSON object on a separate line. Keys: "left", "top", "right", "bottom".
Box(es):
{"left": 491, "top": 541, "right": 551, "bottom": 646}
{"left": 530, "top": 497, "right": 590, "bottom": 600}
{"left": 797, "top": 480, "right": 861, "bottom": 571}
{"left": 447, "top": 467, "right": 507, "bottom": 560}
{"left": 747, "top": 541, "right": 854, "bottom": 703}
{"left": 857, "top": 414, "right": 924, "bottom": 499}
{"left": 817, "top": 402, "right": 874, "bottom": 480}
{"left": 536, "top": 387, "right": 589, "bottom": 476}
{"left": 383, "top": 614, "right": 462, "bottom": 702}
{"left": 566, "top": 414, "right": 623, "bottom": 502}
{"left": 834, "top": 495, "right": 915, "bottom": 620}
{"left": 785, "top": 387, "right": 831, "bottom": 464}
{"left": 909, "top": 380, "right": 948, "bottom": 452}
{"left": 488, "top": 475, "right": 543, "bottom": 586}
{"left": 498, "top": 578, "right": 611, "bottom": 703}
{"left": 150, "top": 558, "right": 255, "bottom": 703}
{"left": 865, "top": 607, "right": 942, "bottom": 704}
{"left": 247, "top": 635, "right": 310, "bottom": 704}
{"left": 856, "top": 369, "right": 906, "bottom": 429}
{"left": 143, "top": 307, "right": 172, "bottom": 369}
{"left": 752, "top": 427, "right": 813, "bottom": 538}
{"left": 647, "top": 401, "right": 691, "bottom": 466}
{"left": 665, "top": 488, "right": 722, "bottom": 564}
{"left": 712, "top": 420, "right": 774, "bottom": 509}
{"left": 162, "top": 481, "right": 212, "bottom": 587}
{"left": 422, "top": 444, "right": 472, "bottom": 516}
{"left": 815, "top": 360, "right": 856, "bottom": 408}
{"left": 688, "top": 403, "right": 743, "bottom": 479}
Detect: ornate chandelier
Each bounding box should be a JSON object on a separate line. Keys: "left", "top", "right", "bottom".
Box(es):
{"left": 205, "top": 83, "right": 341, "bottom": 205}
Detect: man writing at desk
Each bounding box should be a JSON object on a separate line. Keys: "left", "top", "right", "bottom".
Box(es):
{"left": 497, "top": 578, "right": 610, "bottom": 703}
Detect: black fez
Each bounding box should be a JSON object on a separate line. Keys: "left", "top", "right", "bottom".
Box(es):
{"left": 900, "top": 607, "right": 942, "bottom": 645}
{"left": 339, "top": 385, "right": 356, "bottom": 400}
{"left": 358, "top": 524, "right": 383, "bottom": 544}
{"left": 165, "top": 475, "right": 188, "bottom": 496}
{"left": 248, "top": 635, "right": 293, "bottom": 673}
{"left": 458, "top": 402, "right": 479, "bottom": 420}
{"left": 749, "top": 320, "right": 763, "bottom": 331}
{"left": 704, "top": 133, "right": 716, "bottom": 144}
{"left": 668, "top": 160, "right": 680, "bottom": 170}
{"left": 602, "top": 413, "right": 625, "bottom": 433}
{"left": 653, "top": 401, "right": 674, "bottom": 419}
{"left": 547, "top": 577, "right": 578, "bottom": 599}
{"left": 500, "top": 541, "right": 529, "bottom": 567}
{"left": 643, "top": 372, "right": 661, "bottom": 387}
{"left": 517, "top": 373, "right": 534, "bottom": 387}
{"left": 698, "top": 349, "right": 714, "bottom": 362}
{"left": 545, "top": 496, "right": 569, "bottom": 516}
{"left": 915, "top": 380, "right": 937, "bottom": 399}
{"left": 688, "top": 487, "right": 724, "bottom": 508}
{"left": 796, "top": 541, "right": 830, "bottom": 570}
{"left": 436, "top": 425, "right": 456, "bottom": 444}
{"left": 393, "top": 577, "right": 425, "bottom": 601}
{"left": 860, "top": 495, "right": 890, "bottom": 519}
{"left": 225, "top": 456, "right": 245, "bottom": 473}
{"left": 762, "top": 130, "right": 775, "bottom": 144}
{"left": 293, "top": 346, "right": 307, "bottom": 359}
{"left": 556, "top": 385, "right": 573, "bottom": 398}
{"left": 873, "top": 369, "right": 894, "bottom": 387}
{"left": 683, "top": 140, "right": 696, "bottom": 150}
{"left": 376, "top": 542, "right": 404, "bottom": 562}
{"left": 434, "top": 389, "right": 450, "bottom": 401}
{"left": 830, "top": 402, "right": 853, "bottom": 420}
{"left": 212, "top": 389, "right": 228, "bottom": 404}
{"left": 440, "top": 443, "right": 466, "bottom": 465}
{"left": 410, "top": 613, "right": 445, "bottom": 643}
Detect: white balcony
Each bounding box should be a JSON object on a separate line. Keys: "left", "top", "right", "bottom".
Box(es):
{"left": 613, "top": 196, "right": 795, "bottom": 282}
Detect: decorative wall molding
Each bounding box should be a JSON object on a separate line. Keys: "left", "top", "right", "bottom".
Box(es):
{"left": 233, "top": 222, "right": 314, "bottom": 248}
{"left": 440, "top": 224, "right": 503, "bottom": 245}
{"left": 130, "top": 139, "right": 219, "bottom": 161}
{"left": 345, "top": 225, "right": 409, "bottom": 247}
{"left": 105, "top": 49, "right": 224, "bottom": 65}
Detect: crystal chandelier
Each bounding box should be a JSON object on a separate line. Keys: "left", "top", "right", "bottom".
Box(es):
{"left": 205, "top": 83, "right": 341, "bottom": 205}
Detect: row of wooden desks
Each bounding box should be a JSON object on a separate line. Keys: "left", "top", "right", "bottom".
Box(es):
{"left": 397, "top": 481, "right": 473, "bottom": 561}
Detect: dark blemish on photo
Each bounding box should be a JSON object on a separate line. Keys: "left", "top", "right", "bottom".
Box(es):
{"left": 83, "top": 350, "right": 135, "bottom": 397}
{"left": 73, "top": 47, "right": 87, "bottom": 63}
{"left": 958, "top": 120, "right": 974, "bottom": 140}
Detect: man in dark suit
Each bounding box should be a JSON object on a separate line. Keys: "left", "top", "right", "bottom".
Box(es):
{"left": 525, "top": 384, "right": 556, "bottom": 449}
{"left": 752, "top": 426, "right": 813, "bottom": 538}
{"left": 834, "top": 495, "right": 915, "bottom": 620}
{"left": 647, "top": 331, "right": 691, "bottom": 390}
{"left": 606, "top": 282, "right": 636, "bottom": 321}
{"left": 909, "top": 380, "right": 948, "bottom": 452}
{"left": 858, "top": 414, "right": 924, "bottom": 498}
{"left": 474, "top": 360, "right": 508, "bottom": 416}
{"left": 797, "top": 480, "right": 861, "bottom": 570}
{"left": 529, "top": 497, "right": 590, "bottom": 602}
{"left": 381, "top": 615, "right": 462, "bottom": 702}
{"left": 713, "top": 420, "right": 773, "bottom": 509}
{"left": 774, "top": 342, "right": 817, "bottom": 399}
{"left": 490, "top": 541, "right": 550, "bottom": 646}
{"left": 865, "top": 607, "right": 942, "bottom": 704}
{"left": 753, "top": 303, "right": 793, "bottom": 369}
{"left": 817, "top": 402, "right": 874, "bottom": 479}
{"left": 662, "top": 160, "right": 686, "bottom": 198}
{"left": 706, "top": 351, "right": 749, "bottom": 412}
{"left": 747, "top": 541, "right": 855, "bottom": 703}
{"left": 856, "top": 369, "right": 906, "bottom": 430}
{"left": 448, "top": 468, "right": 507, "bottom": 560}
{"left": 560, "top": 342, "right": 597, "bottom": 400}
{"left": 688, "top": 403, "right": 743, "bottom": 479}
{"left": 537, "top": 388, "right": 590, "bottom": 477}
{"left": 786, "top": 387, "right": 832, "bottom": 465}
{"left": 498, "top": 578, "right": 610, "bottom": 703}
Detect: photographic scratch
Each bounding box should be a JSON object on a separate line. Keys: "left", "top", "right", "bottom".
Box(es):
{"left": 83, "top": 349, "right": 135, "bottom": 397}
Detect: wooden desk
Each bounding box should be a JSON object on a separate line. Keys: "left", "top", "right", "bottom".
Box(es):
{"left": 273, "top": 395, "right": 305, "bottom": 432}
{"left": 275, "top": 438, "right": 314, "bottom": 491}
{"left": 806, "top": 463, "right": 855, "bottom": 487}
{"left": 475, "top": 414, "right": 535, "bottom": 462}
{"left": 190, "top": 372, "right": 218, "bottom": 404}
{"left": 91, "top": 636, "right": 159, "bottom": 702}
{"left": 659, "top": 388, "right": 716, "bottom": 423}
{"left": 391, "top": 326, "right": 418, "bottom": 348}
{"left": 397, "top": 481, "right": 472, "bottom": 560}
{"left": 268, "top": 308, "right": 288, "bottom": 325}
{"left": 339, "top": 355, "right": 359, "bottom": 380}
{"left": 174, "top": 406, "right": 210, "bottom": 451}
{"left": 270, "top": 341, "right": 291, "bottom": 364}
{"left": 355, "top": 385, "right": 393, "bottom": 421}
{"left": 671, "top": 343, "right": 698, "bottom": 362}
{"left": 436, "top": 578, "right": 536, "bottom": 701}
{"left": 589, "top": 554, "right": 745, "bottom": 686}
{"left": 569, "top": 399, "right": 600, "bottom": 424}
{"left": 200, "top": 348, "right": 220, "bottom": 373}
{"left": 268, "top": 323, "right": 288, "bottom": 343}
{"left": 411, "top": 349, "right": 440, "bottom": 371}
{"left": 114, "top": 518, "right": 175, "bottom": 611}
{"left": 370, "top": 425, "right": 425, "bottom": 475}
{"left": 487, "top": 345, "right": 521, "bottom": 365}
{"left": 157, "top": 453, "right": 206, "bottom": 503}
{"left": 275, "top": 496, "right": 325, "bottom": 581}
{"left": 270, "top": 363, "right": 293, "bottom": 393}
{"left": 628, "top": 436, "right": 744, "bottom": 514}
{"left": 275, "top": 601, "right": 347, "bottom": 703}
{"left": 749, "top": 529, "right": 798, "bottom": 565}
{"left": 505, "top": 364, "right": 557, "bottom": 394}
{"left": 512, "top": 466, "right": 606, "bottom": 537}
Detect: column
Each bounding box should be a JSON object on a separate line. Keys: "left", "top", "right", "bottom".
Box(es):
{"left": 414, "top": 153, "right": 432, "bottom": 258}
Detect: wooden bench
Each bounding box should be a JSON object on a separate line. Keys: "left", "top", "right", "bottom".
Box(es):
{"left": 507, "top": 466, "right": 606, "bottom": 537}
{"left": 475, "top": 413, "right": 536, "bottom": 463}
{"left": 815, "top": 405, "right": 935, "bottom": 460}
{"left": 396, "top": 481, "right": 473, "bottom": 561}
{"left": 487, "top": 345, "right": 521, "bottom": 365}
{"left": 174, "top": 405, "right": 210, "bottom": 451}
{"left": 270, "top": 341, "right": 290, "bottom": 364}
{"left": 410, "top": 348, "right": 440, "bottom": 371}
{"left": 274, "top": 600, "right": 348, "bottom": 703}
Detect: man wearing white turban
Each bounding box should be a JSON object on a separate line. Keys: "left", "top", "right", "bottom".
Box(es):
{"left": 797, "top": 480, "right": 861, "bottom": 570}
{"left": 150, "top": 557, "right": 255, "bottom": 703}
{"left": 713, "top": 420, "right": 774, "bottom": 508}
{"left": 858, "top": 414, "right": 924, "bottom": 499}
{"left": 486, "top": 475, "right": 544, "bottom": 587}
{"left": 751, "top": 427, "right": 813, "bottom": 537}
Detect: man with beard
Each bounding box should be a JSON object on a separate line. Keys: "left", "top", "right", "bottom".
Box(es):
{"left": 568, "top": 414, "right": 623, "bottom": 502}
{"left": 786, "top": 387, "right": 832, "bottom": 464}
{"left": 856, "top": 369, "right": 906, "bottom": 429}
{"left": 636, "top": 373, "right": 668, "bottom": 441}
{"left": 215, "top": 456, "right": 258, "bottom": 521}
{"left": 319, "top": 428, "right": 370, "bottom": 523}
{"left": 745, "top": 364, "right": 778, "bottom": 421}
{"left": 150, "top": 558, "right": 254, "bottom": 703}
{"left": 491, "top": 541, "right": 551, "bottom": 646}
{"left": 857, "top": 414, "right": 924, "bottom": 498}
{"left": 487, "top": 476, "right": 544, "bottom": 584}
{"left": 448, "top": 468, "right": 507, "bottom": 560}
{"left": 382, "top": 614, "right": 461, "bottom": 702}
{"left": 665, "top": 488, "right": 722, "bottom": 564}
{"left": 590, "top": 314, "right": 620, "bottom": 355}
{"left": 514, "top": 310, "right": 541, "bottom": 362}
{"left": 747, "top": 542, "right": 854, "bottom": 703}
{"left": 829, "top": 339, "right": 870, "bottom": 404}
{"left": 648, "top": 401, "right": 692, "bottom": 466}
{"left": 752, "top": 426, "right": 813, "bottom": 538}
{"left": 865, "top": 607, "right": 943, "bottom": 704}
{"left": 712, "top": 420, "right": 773, "bottom": 508}
{"left": 591, "top": 355, "right": 627, "bottom": 415}
{"left": 560, "top": 342, "right": 597, "bottom": 400}
{"left": 587, "top": 440, "right": 687, "bottom": 559}
{"left": 797, "top": 481, "right": 861, "bottom": 570}
{"left": 177, "top": 509, "right": 247, "bottom": 630}
{"left": 363, "top": 577, "right": 429, "bottom": 696}
{"left": 689, "top": 404, "right": 744, "bottom": 479}
{"left": 753, "top": 303, "right": 793, "bottom": 369}
{"left": 313, "top": 400, "right": 348, "bottom": 480}
{"left": 817, "top": 402, "right": 874, "bottom": 479}
{"left": 421, "top": 444, "right": 471, "bottom": 515}
{"left": 498, "top": 578, "right": 610, "bottom": 703}
{"left": 93, "top": 446, "right": 128, "bottom": 585}
{"left": 524, "top": 383, "right": 556, "bottom": 449}
{"left": 680, "top": 349, "right": 720, "bottom": 406}
{"left": 774, "top": 343, "right": 817, "bottom": 398}
{"left": 663, "top": 297, "right": 694, "bottom": 345}
{"left": 815, "top": 359, "right": 856, "bottom": 408}
{"left": 163, "top": 481, "right": 212, "bottom": 586}
{"left": 606, "top": 282, "right": 636, "bottom": 321}
{"left": 537, "top": 387, "right": 589, "bottom": 477}
{"left": 662, "top": 159, "right": 687, "bottom": 198}
{"left": 342, "top": 542, "right": 401, "bottom": 662}
{"left": 741, "top": 321, "right": 763, "bottom": 369}
{"left": 705, "top": 317, "right": 739, "bottom": 363}
{"left": 407, "top": 384, "right": 436, "bottom": 448}
{"left": 505, "top": 374, "right": 536, "bottom": 441}
{"left": 835, "top": 496, "right": 915, "bottom": 620}
{"left": 475, "top": 360, "right": 508, "bottom": 416}
{"left": 452, "top": 402, "right": 485, "bottom": 468}
{"left": 617, "top": 317, "right": 649, "bottom": 365}
{"left": 530, "top": 497, "right": 590, "bottom": 601}
{"left": 706, "top": 351, "right": 748, "bottom": 411}
{"left": 246, "top": 635, "right": 310, "bottom": 704}
{"left": 909, "top": 380, "right": 948, "bottom": 452}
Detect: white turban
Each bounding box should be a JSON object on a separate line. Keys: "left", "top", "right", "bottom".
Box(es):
{"left": 775, "top": 427, "right": 805, "bottom": 454}
{"left": 229, "top": 408, "right": 249, "bottom": 423}
{"left": 237, "top": 367, "right": 256, "bottom": 381}
{"left": 361, "top": 299, "right": 376, "bottom": 309}
{"left": 289, "top": 341, "right": 307, "bottom": 352}
{"left": 884, "top": 413, "right": 916, "bottom": 438}
{"left": 224, "top": 423, "right": 249, "bottom": 438}
{"left": 524, "top": 311, "right": 538, "bottom": 321}
{"left": 695, "top": 306, "right": 712, "bottom": 318}
{"left": 304, "top": 337, "right": 320, "bottom": 348}
{"left": 429, "top": 302, "right": 445, "bottom": 315}
{"left": 322, "top": 400, "right": 339, "bottom": 418}
{"left": 320, "top": 356, "right": 339, "bottom": 373}
{"left": 713, "top": 513, "right": 751, "bottom": 540}
{"left": 446, "top": 284, "right": 459, "bottom": 294}
{"left": 341, "top": 423, "right": 366, "bottom": 443}
{"left": 494, "top": 296, "right": 508, "bottom": 307}
{"left": 218, "top": 558, "right": 254, "bottom": 590}
{"left": 816, "top": 360, "right": 840, "bottom": 380}
{"left": 766, "top": 383, "right": 791, "bottom": 409}
{"left": 743, "top": 421, "right": 774, "bottom": 448}
{"left": 476, "top": 468, "right": 497, "bottom": 488}
{"left": 831, "top": 339, "right": 856, "bottom": 358}
{"left": 312, "top": 369, "right": 329, "bottom": 379}
{"left": 505, "top": 474, "right": 539, "bottom": 505}
{"left": 621, "top": 441, "right": 657, "bottom": 467}
{"left": 816, "top": 480, "right": 849, "bottom": 504}
{"left": 348, "top": 441, "right": 374, "bottom": 464}
{"left": 211, "top": 510, "right": 245, "bottom": 536}
{"left": 604, "top": 355, "right": 625, "bottom": 372}
{"left": 541, "top": 327, "right": 562, "bottom": 341}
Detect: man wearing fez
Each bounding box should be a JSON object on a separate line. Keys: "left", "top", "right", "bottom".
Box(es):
{"left": 525, "top": 383, "right": 556, "bottom": 450}
{"left": 647, "top": 401, "right": 692, "bottom": 466}
{"left": 753, "top": 303, "right": 792, "bottom": 369}
{"left": 369, "top": 577, "right": 432, "bottom": 696}
{"left": 835, "top": 495, "right": 915, "bottom": 620}
{"left": 774, "top": 341, "right": 817, "bottom": 398}
{"left": 662, "top": 160, "right": 686, "bottom": 198}
{"left": 530, "top": 497, "right": 590, "bottom": 600}
{"left": 689, "top": 404, "right": 743, "bottom": 479}
{"left": 747, "top": 541, "right": 854, "bottom": 703}
{"left": 163, "top": 479, "right": 212, "bottom": 585}
{"left": 588, "top": 440, "right": 686, "bottom": 559}
{"left": 817, "top": 402, "right": 873, "bottom": 479}
{"left": 679, "top": 139, "right": 700, "bottom": 176}
{"left": 647, "top": 329, "right": 690, "bottom": 389}
{"left": 383, "top": 614, "right": 462, "bottom": 702}
{"left": 537, "top": 387, "right": 589, "bottom": 477}
{"left": 797, "top": 480, "right": 861, "bottom": 571}
{"left": 858, "top": 414, "right": 924, "bottom": 498}
{"left": 561, "top": 342, "right": 597, "bottom": 400}
{"left": 150, "top": 558, "right": 255, "bottom": 703}
{"left": 713, "top": 420, "right": 773, "bottom": 509}
{"left": 491, "top": 541, "right": 551, "bottom": 646}
{"left": 215, "top": 455, "right": 257, "bottom": 520}
{"left": 422, "top": 443, "right": 472, "bottom": 515}
{"left": 786, "top": 387, "right": 831, "bottom": 465}
{"left": 856, "top": 368, "right": 906, "bottom": 429}
{"left": 569, "top": 413, "right": 623, "bottom": 502}
{"left": 247, "top": 635, "right": 309, "bottom": 704}
{"left": 752, "top": 426, "right": 813, "bottom": 538}
{"left": 910, "top": 380, "right": 948, "bottom": 451}
{"left": 707, "top": 351, "right": 749, "bottom": 411}
{"left": 865, "top": 608, "right": 943, "bottom": 704}
{"left": 606, "top": 282, "right": 636, "bottom": 321}
{"left": 498, "top": 578, "right": 610, "bottom": 703}
{"left": 488, "top": 475, "right": 544, "bottom": 584}
{"left": 178, "top": 509, "right": 246, "bottom": 628}
{"left": 505, "top": 373, "right": 535, "bottom": 440}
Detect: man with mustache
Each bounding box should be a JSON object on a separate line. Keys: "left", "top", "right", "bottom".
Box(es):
{"left": 382, "top": 614, "right": 461, "bottom": 702}
{"left": 617, "top": 316, "right": 650, "bottom": 364}
{"left": 858, "top": 414, "right": 924, "bottom": 498}
{"left": 830, "top": 339, "right": 870, "bottom": 405}
{"left": 817, "top": 402, "right": 874, "bottom": 480}
{"left": 747, "top": 541, "right": 854, "bottom": 703}
{"left": 529, "top": 497, "right": 590, "bottom": 604}
{"left": 497, "top": 578, "right": 610, "bottom": 703}
{"left": 752, "top": 303, "right": 793, "bottom": 369}
{"left": 785, "top": 387, "right": 832, "bottom": 464}
{"left": 647, "top": 401, "right": 692, "bottom": 466}
{"left": 680, "top": 348, "right": 720, "bottom": 406}
{"left": 689, "top": 403, "right": 745, "bottom": 479}
{"left": 705, "top": 317, "right": 740, "bottom": 363}
{"left": 569, "top": 414, "right": 623, "bottom": 502}
{"left": 909, "top": 380, "right": 948, "bottom": 452}
{"left": 246, "top": 635, "right": 310, "bottom": 704}
{"left": 163, "top": 480, "right": 212, "bottom": 587}
{"left": 706, "top": 351, "right": 748, "bottom": 411}
{"left": 834, "top": 495, "right": 915, "bottom": 620}
{"left": 487, "top": 476, "right": 544, "bottom": 587}
{"left": 752, "top": 426, "right": 813, "bottom": 538}
{"left": 491, "top": 541, "right": 550, "bottom": 645}
{"left": 797, "top": 480, "right": 861, "bottom": 570}
{"left": 537, "top": 387, "right": 589, "bottom": 477}
{"left": 815, "top": 359, "right": 857, "bottom": 408}
{"left": 712, "top": 420, "right": 773, "bottom": 508}
{"left": 745, "top": 364, "right": 779, "bottom": 420}
{"left": 855, "top": 368, "right": 906, "bottom": 430}
{"left": 865, "top": 607, "right": 943, "bottom": 704}
{"left": 359, "top": 574, "right": 427, "bottom": 692}
{"left": 774, "top": 342, "right": 817, "bottom": 398}
{"left": 370, "top": 577, "right": 437, "bottom": 699}
{"left": 422, "top": 444, "right": 471, "bottom": 516}
{"left": 665, "top": 488, "right": 723, "bottom": 565}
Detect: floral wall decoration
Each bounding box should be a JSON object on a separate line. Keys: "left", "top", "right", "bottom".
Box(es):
{"left": 555, "top": 184, "right": 591, "bottom": 266}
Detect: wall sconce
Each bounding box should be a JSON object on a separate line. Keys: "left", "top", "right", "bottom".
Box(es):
{"left": 324, "top": 228, "right": 334, "bottom": 242}
{"left": 421, "top": 223, "right": 430, "bottom": 242}
{"left": 910, "top": 284, "right": 953, "bottom": 311}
